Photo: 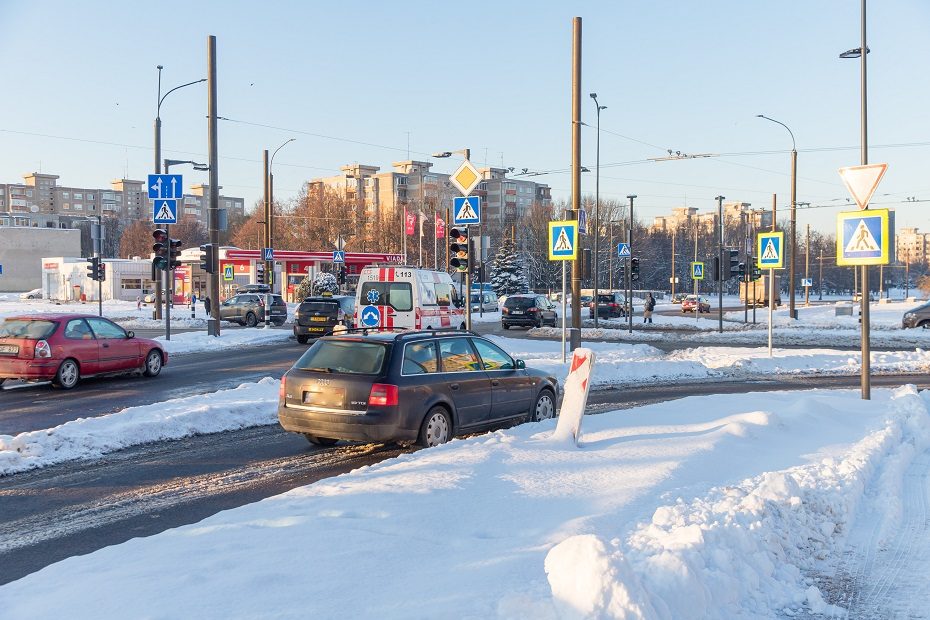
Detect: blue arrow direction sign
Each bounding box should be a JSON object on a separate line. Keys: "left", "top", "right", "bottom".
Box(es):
{"left": 263, "top": 247, "right": 274, "bottom": 261}
{"left": 148, "top": 174, "right": 183, "bottom": 200}
{"left": 617, "top": 243, "right": 631, "bottom": 258}
{"left": 333, "top": 250, "right": 346, "bottom": 263}
{"left": 452, "top": 196, "right": 481, "bottom": 225}
{"left": 360, "top": 305, "right": 381, "bottom": 327}
{"left": 153, "top": 199, "right": 178, "bottom": 224}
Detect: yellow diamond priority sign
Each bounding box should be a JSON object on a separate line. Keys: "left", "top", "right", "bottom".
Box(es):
{"left": 449, "top": 159, "right": 481, "bottom": 196}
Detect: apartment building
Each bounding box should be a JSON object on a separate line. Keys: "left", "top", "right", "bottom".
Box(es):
{"left": 896, "top": 227, "right": 929, "bottom": 264}
{"left": 650, "top": 202, "right": 766, "bottom": 233}
{"left": 0, "top": 172, "right": 243, "bottom": 229}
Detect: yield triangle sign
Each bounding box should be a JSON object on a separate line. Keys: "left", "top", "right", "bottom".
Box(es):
{"left": 838, "top": 163, "right": 887, "bottom": 210}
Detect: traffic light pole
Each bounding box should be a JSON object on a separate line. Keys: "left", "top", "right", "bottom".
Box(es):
{"left": 164, "top": 221, "right": 172, "bottom": 341}
{"left": 207, "top": 35, "right": 220, "bottom": 337}
{"left": 716, "top": 195, "right": 725, "bottom": 334}
{"left": 569, "top": 17, "right": 582, "bottom": 351}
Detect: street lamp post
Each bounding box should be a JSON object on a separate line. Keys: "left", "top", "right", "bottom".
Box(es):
{"left": 756, "top": 114, "right": 797, "bottom": 321}
{"left": 626, "top": 194, "right": 636, "bottom": 335}
{"left": 589, "top": 93, "right": 606, "bottom": 327}
{"left": 840, "top": 0, "right": 871, "bottom": 399}
{"left": 153, "top": 65, "right": 206, "bottom": 322}
{"left": 267, "top": 138, "right": 295, "bottom": 295}
{"left": 716, "top": 195, "right": 725, "bottom": 333}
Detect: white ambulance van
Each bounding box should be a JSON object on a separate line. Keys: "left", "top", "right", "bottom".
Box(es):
{"left": 355, "top": 265, "right": 466, "bottom": 330}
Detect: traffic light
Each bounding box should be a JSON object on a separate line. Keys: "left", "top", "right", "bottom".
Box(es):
{"left": 152, "top": 229, "right": 169, "bottom": 271}
{"left": 630, "top": 257, "right": 640, "bottom": 282}
{"left": 96, "top": 260, "right": 106, "bottom": 282}
{"left": 449, "top": 227, "right": 469, "bottom": 273}
{"left": 86, "top": 256, "right": 99, "bottom": 282}
{"left": 750, "top": 262, "right": 762, "bottom": 281}
{"left": 723, "top": 249, "right": 739, "bottom": 279}
{"left": 618, "top": 264, "right": 626, "bottom": 282}
{"left": 737, "top": 262, "right": 746, "bottom": 280}
{"left": 199, "top": 244, "right": 215, "bottom": 274}
{"left": 338, "top": 268, "right": 346, "bottom": 285}
{"left": 169, "top": 239, "right": 182, "bottom": 270}
{"left": 712, "top": 256, "right": 720, "bottom": 281}
{"left": 255, "top": 263, "right": 265, "bottom": 284}
{"left": 582, "top": 248, "right": 592, "bottom": 280}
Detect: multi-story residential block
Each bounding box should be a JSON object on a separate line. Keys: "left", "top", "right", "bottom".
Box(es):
{"left": 0, "top": 172, "right": 243, "bottom": 230}
{"left": 896, "top": 227, "right": 929, "bottom": 264}
{"left": 650, "top": 202, "right": 765, "bottom": 233}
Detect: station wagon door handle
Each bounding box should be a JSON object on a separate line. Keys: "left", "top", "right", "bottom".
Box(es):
{"left": 491, "top": 380, "right": 500, "bottom": 386}
{"left": 450, "top": 383, "right": 459, "bottom": 390}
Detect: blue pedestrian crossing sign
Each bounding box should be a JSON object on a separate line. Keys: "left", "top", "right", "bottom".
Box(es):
{"left": 333, "top": 250, "right": 345, "bottom": 263}
{"left": 757, "top": 232, "right": 784, "bottom": 269}
{"left": 223, "top": 264, "right": 234, "bottom": 281}
{"left": 263, "top": 247, "right": 274, "bottom": 261}
{"left": 692, "top": 261, "right": 705, "bottom": 280}
{"left": 153, "top": 199, "right": 178, "bottom": 224}
{"left": 452, "top": 196, "right": 481, "bottom": 225}
{"left": 617, "top": 243, "right": 631, "bottom": 258}
{"left": 837, "top": 209, "right": 891, "bottom": 266}
{"left": 148, "top": 174, "right": 183, "bottom": 200}
{"left": 548, "top": 220, "right": 578, "bottom": 261}
{"left": 360, "top": 305, "right": 381, "bottom": 327}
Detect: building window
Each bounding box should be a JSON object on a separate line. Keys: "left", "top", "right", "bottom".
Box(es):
{"left": 26, "top": 190, "right": 34, "bottom": 197}
{"left": 63, "top": 192, "right": 70, "bottom": 199}
{"left": 62, "top": 202, "right": 70, "bottom": 209}
{"left": 74, "top": 204, "right": 83, "bottom": 210}
{"left": 74, "top": 193, "right": 83, "bottom": 200}
{"left": 86, "top": 193, "right": 94, "bottom": 201}
{"left": 120, "top": 278, "right": 144, "bottom": 291}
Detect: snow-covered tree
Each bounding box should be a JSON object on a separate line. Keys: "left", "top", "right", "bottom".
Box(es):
{"left": 294, "top": 276, "right": 313, "bottom": 300}
{"left": 312, "top": 271, "right": 339, "bottom": 295}
{"left": 490, "top": 240, "right": 529, "bottom": 296}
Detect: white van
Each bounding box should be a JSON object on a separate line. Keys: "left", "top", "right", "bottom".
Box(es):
{"left": 355, "top": 265, "right": 466, "bottom": 330}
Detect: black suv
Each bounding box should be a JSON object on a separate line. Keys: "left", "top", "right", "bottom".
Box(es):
{"left": 219, "top": 292, "right": 287, "bottom": 327}
{"left": 502, "top": 294, "right": 558, "bottom": 329}
{"left": 294, "top": 296, "right": 352, "bottom": 343}
{"left": 277, "top": 330, "right": 559, "bottom": 448}
{"left": 589, "top": 292, "right": 627, "bottom": 318}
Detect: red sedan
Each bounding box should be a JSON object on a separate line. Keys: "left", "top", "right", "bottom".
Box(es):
{"left": 0, "top": 314, "right": 167, "bottom": 389}
{"left": 681, "top": 295, "right": 711, "bottom": 313}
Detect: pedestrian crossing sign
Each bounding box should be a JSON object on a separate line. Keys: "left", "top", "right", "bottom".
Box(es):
{"left": 452, "top": 196, "right": 481, "bottom": 225}
{"left": 223, "top": 264, "right": 234, "bottom": 281}
{"left": 757, "top": 231, "right": 784, "bottom": 269}
{"left": 836, "top": 209, "right": 892, "bottom": 266}
{"left": 692, "top": 261, "right": 704, "bottom": 280}
{"left": 548, "top": 220, "right": 578, "bottom": 260}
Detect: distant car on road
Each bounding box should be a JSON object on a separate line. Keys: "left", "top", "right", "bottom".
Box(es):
{"left": 902, "top": 302, "right": 930, "bottom": 329}
{"left": 589, "top": 292, "right": 627, "bottom": 318}
{"left": 219, "top": 292, "right": 287, "bottom": 327}
{"left": 0, "top": 314, "right": 166, "bottom": 389}
{"left": 502, "top": 294, "right": 558, "bottom": 329}
{"left": 681, "top": 295, "right": 711, "bottom": 313}
{"left": 294, "top": 294, "right": 354, "bottom": 344}
{"left": 671, "top": 293, "right": 688, "bottom": 304}
{"left": 277, "top": 330, "right": 559, "bottom": 448}
{"left": 19, "top": 289, "right": 43, "bottom": 300}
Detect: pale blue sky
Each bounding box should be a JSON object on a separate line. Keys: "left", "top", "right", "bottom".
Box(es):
{"left": 1, "top": 0, "right": 928, "bottom": 234}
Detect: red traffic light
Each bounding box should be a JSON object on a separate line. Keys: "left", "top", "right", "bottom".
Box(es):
{"left": 152, "top": 229, "right": 168, "bottom": 242}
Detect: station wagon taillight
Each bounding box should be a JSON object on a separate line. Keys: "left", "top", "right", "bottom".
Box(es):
{"left": 279, "top": 375, "right": 286, "bottom": 400}
{"left": 34, "top": 340, "right": 51, "bottom": 358}
{"left": 369, "top": 383, "right": 399, "bottom": 407}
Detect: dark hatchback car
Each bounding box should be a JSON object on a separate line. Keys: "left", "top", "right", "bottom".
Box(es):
{"left": 501, "top": 294, "right": 558, "bottom": 329}
{"left": 902, "top": 302, "right": 930, "bottom": 329}
{"left": 589, "top": 292, "right": 627, "bottom": 319}
{"left": 294, "top": 295, "right": 353, "bottom": 343}
{"left": 278, "top": 330, "right": 559, "bottom": 448}
{"left": 219, "top": 292, "right": 287, "bottom": 327}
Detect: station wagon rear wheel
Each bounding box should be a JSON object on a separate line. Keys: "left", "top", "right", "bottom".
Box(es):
{"left": 305, "top": 435, "right": 338, "bottom": 446}
{"left": 531, "top": 389, "right": 555, "bottom": 422}
{"left": 418, "top": 406, "right": 451, "bottom": 448}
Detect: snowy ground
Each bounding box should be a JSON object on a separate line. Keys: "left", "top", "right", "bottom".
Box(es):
{"left": 2, "top": 383, "right": 928, "bottom": 618}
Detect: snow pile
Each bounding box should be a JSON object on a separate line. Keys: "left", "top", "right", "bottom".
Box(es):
{"left": 0, "top": 378, "right": 279, "bottom": 475}
{"left": 155, "top": 328, "right": 293, "bottom": 354}
{"left": 544, "top": 386, "right": 930, "bottom": 618}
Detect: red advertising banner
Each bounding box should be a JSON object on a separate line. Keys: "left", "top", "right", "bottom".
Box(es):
{"left": 405, "top": 209, "right": 416, "bottom": 235}
{"left": 435, "top": 214, "right": 445, "bottom": 238}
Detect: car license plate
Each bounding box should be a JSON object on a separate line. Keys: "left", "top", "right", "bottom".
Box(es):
{"left": 511, "top": 310, "right": 523, "bottom": 315}
{"left": 303, "top": 387, "right": 346, "bottom": 408}
{"left": 0, "top": 344, "right": 18, "bottom": 354}
{"left": 310, "top": 316, "right": 328, "bottom": 322}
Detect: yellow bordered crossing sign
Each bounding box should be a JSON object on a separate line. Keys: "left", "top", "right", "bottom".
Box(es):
{"left": 548, "top": 220, "right": 578, "bottom": 261}
{"left": 836, "top": 208, "right": 892, "bottom": 266}
{"left": 691, "top": 262, "right": 705, "bottom": 280}
{"left": 757, "top": 231, "right": 784, "bottom": 269}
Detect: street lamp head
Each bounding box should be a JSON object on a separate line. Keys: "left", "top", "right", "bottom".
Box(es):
{"left": 157, "top": 65, "right": 164, "bottom": 70}
{"left": 192, "top": 164, "right": 210, "bottom": 171}
{"left": 839, "top": 47, "right": 869, "bottom": 59}
{"left": 589, "top": 92, "right": 597, "bottom": 99}
{"left": 599, "top": 105, "right": 608, "bottom": 111}
{"left": 432, "top": 151, "right": 452, "bottom": 158}
{"left": 580, "top": 167, "right": 590, "bottom": 173}
{"left": 626, "top": 194, "right": 637, "bottom": 200}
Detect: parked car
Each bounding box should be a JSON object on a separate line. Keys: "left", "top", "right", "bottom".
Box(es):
{"left": 277, "top": 330, "right": 559, "bottom": 447}
{"left": 671, "top": 293, "right": 688, "bottom": 304}
{"left": 502, "top": 294, "right": 558, "bottom": 329}
{"left": 471, "top": 290, "right": 499, "bottom": 313}
{"left": 0, "top": 314, "right": 166, "bottom": 389}
{"left": 681, "top": 294, "right": 711, "bottom": 313}
{"left": 142, "top": 292, "right": 157, "bottom": 304}
{"left": 294, "top": 295, "right": 352, "bottom": 344}
{"left": 19, "top": 289, "right": 43, "bottom": 300}
{"left": 902, "top": 302, "right": 930, "bottom": 329}
{"left": 589, "top": 292, "right": 627, "bottom": 318}
{"left": 219, "top": 293, "right": 287, "bottom": 327}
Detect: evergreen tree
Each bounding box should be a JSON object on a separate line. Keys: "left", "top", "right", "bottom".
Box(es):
{"left": 490, "top": 240, "right": 529, "bottom": 296}
{"left": 312, "top": 272, "right": 339, "bottom": 295}
{"left": 294, "top": 276, "right": 313, "bottom": 300}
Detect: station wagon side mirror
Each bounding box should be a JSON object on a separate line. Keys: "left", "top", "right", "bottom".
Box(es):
{"left": 126, "top": 331, "right": 135, "bottom": 339}
{"left": 515, "top": 359, "right": 526, "bottom": 369}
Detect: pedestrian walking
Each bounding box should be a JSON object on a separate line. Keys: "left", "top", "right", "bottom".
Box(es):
{"left": 643, "top": 293, "right": 655, "bottom": 324}
{"left": 136, "top": 295, "right": 142, "bottom": 311}
{"left": 204, "top": 296, "right": 211, "bottom": 315}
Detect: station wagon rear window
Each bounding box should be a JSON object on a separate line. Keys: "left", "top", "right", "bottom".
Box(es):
{"left": 295, "top": 340, "right": 387, "bottom": 374}
{"left": 300, "top": 301, "right": 339, "bottom": 313}
{"left": 0, "top": 319, "right": 57, "bottom": 339}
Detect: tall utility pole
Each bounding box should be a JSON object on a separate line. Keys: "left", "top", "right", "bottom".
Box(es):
{"left": 569, "top": 16, "right": 582, "bottom": 350}
{"left": 207, "top": 35, "right": 220, "bottom": 337}
{"left": 590, "top": 93, "right": 606, "bottom": 327}
{"left": 626, "top": 194, "right": 636, "bottom": 335}
{"left": 263, "top": 149, "right": 271, "bottom": 290}
{"left": 858, "top": 0, "right": 871, "bottom": 400}
{"left": 670, "top": 231, "right": 676, "bottom": 300}
{"left": 819, "top": 248, "right": 824, "bottom": 301}
{"left": 716, "top": 195, "right": 725, "bottom": 333}
{"left": 805, "top": 223, "right": 811, "bottom": 306}
{"left": 154, "top": 66, "right": 164, "bottom": 321}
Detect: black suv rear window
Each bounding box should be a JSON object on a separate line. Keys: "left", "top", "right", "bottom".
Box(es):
{"left": 505, "top": 297, "right": 534, "bottom": 309}
{"left": 0, "top": 319, "right": 57, "bottom": 339}
{"left": 596, "top": 294, "right": 615, "bottom": 303}
{"left": 295, "top": 340, "right": 387, "bottom": 374}
{"left": 300, "top": 301, "right": 339, "bottom": 313}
